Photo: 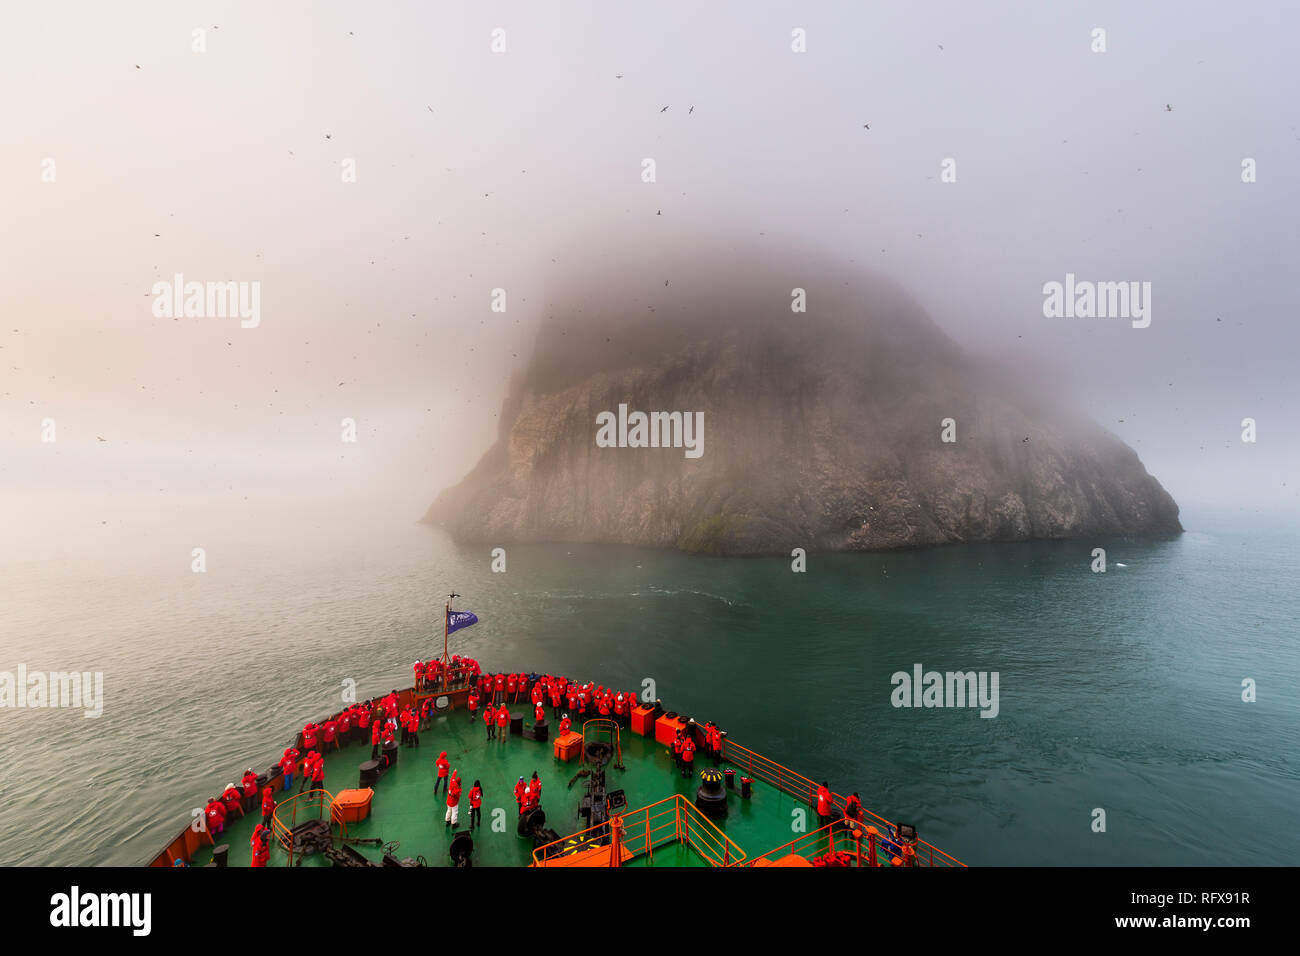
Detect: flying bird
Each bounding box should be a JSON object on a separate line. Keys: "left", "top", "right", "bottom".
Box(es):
{"left": 1165, "top": 104, "right": 1172, "bottom": 111}
{"left": 615, "top": 74, "right": 623, "bottom": 79}
{"left": 97, "top": 436, "right": 106, "bottom": 442}
{"left": 325, "top": 133, "right": 332, "bottom": 139}
{"left": 688, "top": 105, "right": 694, "bottom": 114}
{"left": 660, "top": 106, "right": 669, "bottom": 112}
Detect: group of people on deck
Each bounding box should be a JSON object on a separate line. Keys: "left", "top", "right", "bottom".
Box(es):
{"left": 670, "top": 719, "right": 724, "bottom": 778}
{"left": 414, "top": 655, "right": 482, "bottom": 692}
{"left": 219, "top": 661, "right": 774, "bottom": 866}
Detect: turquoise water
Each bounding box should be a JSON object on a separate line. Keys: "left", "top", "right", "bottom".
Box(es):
{"left": 0, "top": 505, "right": 1296, "bottom": 866}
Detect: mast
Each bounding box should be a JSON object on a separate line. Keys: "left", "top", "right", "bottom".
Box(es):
{"left": 442, "top": 591, "right": 458, "bottom": 690}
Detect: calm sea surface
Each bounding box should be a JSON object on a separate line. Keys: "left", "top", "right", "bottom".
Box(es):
{"left": 1, "top": 502, "right": 1296, "bottom": 866}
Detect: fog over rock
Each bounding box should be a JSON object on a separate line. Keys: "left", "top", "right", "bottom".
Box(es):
{"left": 426, "top": 244, "right": 1182, "bottom": 554}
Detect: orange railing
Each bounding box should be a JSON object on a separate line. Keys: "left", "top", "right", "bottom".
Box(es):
{"left": 270, "top": 788, "right": 337, "bottom": 866}
{"left": 721, "top": 739, "right": 965, "bottom": 867}
{"left": 530, "top": 794, "right": 746, "bottom": 868}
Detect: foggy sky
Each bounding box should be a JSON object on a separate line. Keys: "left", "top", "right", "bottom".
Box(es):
{"left": 3, "top": 0, "right": 1298, "bottom": 546}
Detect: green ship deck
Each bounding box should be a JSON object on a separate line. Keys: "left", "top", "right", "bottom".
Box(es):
{"left": 188, "top": 713, "right": 847, "bottom": 868}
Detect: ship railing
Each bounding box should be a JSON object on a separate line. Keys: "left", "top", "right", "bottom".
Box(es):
{"left": 744, "top": 818, "right": 902, "bottom": 867}
{"left": 270, "top": 788, "right": 339, "bottom": 866}
{"left": 531, "top": 794, "right": 745, "bottom": 867}
{"left": 720, "top": 738, "right": 965, "bottom": 868}
{"left": 580, "top": 718, "right": 622, "bottom": 767}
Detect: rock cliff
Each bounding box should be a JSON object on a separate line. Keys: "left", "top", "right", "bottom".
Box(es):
{"left": 425, "top": 250, "right": 1181, "bottom": 553}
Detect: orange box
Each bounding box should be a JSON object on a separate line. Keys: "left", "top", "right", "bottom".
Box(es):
{"left": 554, "top": 731, "right": 583, "bottom": 762}
{"left": 631, "top": 705, "right": 657, "bottom": 736}
{"left": 330, "top": 788, "right": 374, "bottom": 824}
{"left": 655, "top": 714, "right": 687, "bottom": 746}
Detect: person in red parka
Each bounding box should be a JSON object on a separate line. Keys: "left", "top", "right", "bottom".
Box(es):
{"left": 495, "top": 703, "right": 510, "bottom": 743}
{"left": 240, "top": 768, "right": 259, "bottom": 812}
{"left": 680, "top": 735, "right": 695, "bottom": 778}
{"left": 370, "top": 718, "right": 382, "bottom": 759}
{"left": 405, "top": 709, "right": 420, "bottom": 748}
{"left": 815, "top": 782, "right": 834, "bottom": 829}
{"left": 323, "top": 718, "right": 338, "bottom": 751}
{"left": 434, "top": 751, "right": 450, "bottom": 795}
{"left": 261, "top": 785, "right": 276, "bottom": 828}
{"left": 843, "top": 792, "right": 864, "bottom": 827}
{"left": 250, "top": 824, "right": 271, "bottom": 867}
{"left": 279, "top": 749, "right": 298, "bottom": 791}
{"left": 484, "top": 702, "right": 495, "bottom": 740}
{"left": 221, "top": 782, "right": 243, "bottom": 817}
{"left": 444, "top": 770, "right": 462, "bottom": 827}
{"left": 357, "top": 703, "right": 371, "bottom": 744}
{"left": 558, "top": 714, "right": 571, "bottom": 736}
{"left": 310, "top": 752, "right": 325, "bottom": 794}
{"left": 513, "top": 776, "right": 526, "bottom": 814}
{"left": 534, "top": 700, "right": 546, "bottom": 723}
{"left": 205, "top": 797, "right": 227, "bottom": 838}
{"left": 549, "top": 682, "right": 563, "bottom": 719}
{"left": 468, "top": 780, "right": 483, "bottom": 829}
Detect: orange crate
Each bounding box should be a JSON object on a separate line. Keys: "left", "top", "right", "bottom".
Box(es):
{"left": 630, "top": 705, "right": 657, "bottom": 736}
{"left": 554, "top": 731, "right": 583, "bottom": 762}
{"left": 655, "top": 714, "right": 687, "bottom": 746}
{"left": 330, "top": 788, "right": 374, "bottom": 824}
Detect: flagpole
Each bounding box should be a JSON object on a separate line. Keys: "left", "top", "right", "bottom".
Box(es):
{"left": 442, "top": 598, "right": 450, "bottom": 690}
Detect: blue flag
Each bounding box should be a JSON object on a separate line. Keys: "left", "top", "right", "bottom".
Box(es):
{"left": 447, "top": 609, "right": 478, "bottom": 635}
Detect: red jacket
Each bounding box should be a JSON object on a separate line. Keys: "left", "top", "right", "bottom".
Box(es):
{"left": 436, "top": 753, "right": 450, "bottom": 778}
{"left": 559, "top": 717, "right": 571, "bottom": 735}
{"left": 205, "top": 801, "right": 226, "bottom": 829}
{"left": 815, "top": 786, "right": 833, "bottom": 816}
{"left": 371, "top": 722, "right": 382, "bottom": 745}
{"left": 261, "top": 787, "right": 275, "bottom": 816}
{"left": 844, "top": 795, "right": 863, "bottom": 822}
{"left": 250, "top": 826, "right": 270, "bottom": 866}
{"left": 469, "top": 786, "right": 482, "bottom": 808}
{"left": 447, "top": 775, "right": 462, "bottom": 807}
{"left": 482, "top": 707, "right": 493, "bottom": 727}
{"left": 495, "top": 706, "right": 509, "bottom": 727}
{"left": 242, "top": 772, "right": 259, "bottom": 797}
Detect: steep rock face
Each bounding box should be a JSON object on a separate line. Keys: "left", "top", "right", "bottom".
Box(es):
{"left": 425, "top": 253, "right": 1181, "bottom": 554}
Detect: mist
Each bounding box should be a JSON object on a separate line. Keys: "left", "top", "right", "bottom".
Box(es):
{"left": 3, "top": 0, "right": 1297, "bottom": 554}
